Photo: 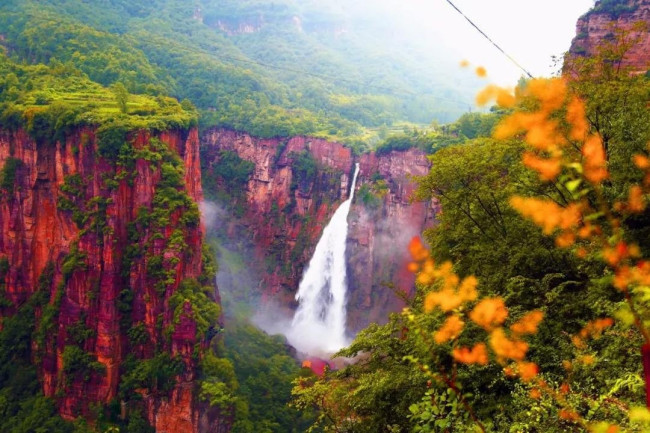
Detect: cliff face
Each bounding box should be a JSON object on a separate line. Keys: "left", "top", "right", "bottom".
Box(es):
{"left": 348, "top": 150, "right": 437, "bottom": 330}
{"left": 0, "top": 127, "right": 227, "bottom": 432}
{"left": 569, "top": 0, "right": 650, "bottom": 74}
{"left": 201, "top": 128, "right": 437, "bottom": 332}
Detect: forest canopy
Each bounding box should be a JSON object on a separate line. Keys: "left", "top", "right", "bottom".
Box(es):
{"left": 0, "top": 0, "right": 478, "bottom": 144}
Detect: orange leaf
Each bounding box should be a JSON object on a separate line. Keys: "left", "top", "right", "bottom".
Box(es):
{"left": 452, "top": 343, "right": 488, "bottom": 365}
{"left": 489, "top": 328, "right": 528, "bottom": 361}
{"left": 517, "top": 361, "right": 538, "bottom": 381}
{"left": 628, "top": 185, "right": 645, "bottom": 212}
{"left": 433, "top": 315, "right": 465, "bottom": 344}
{"left": 566, "top": 96, "right": 589, "bottom": 141}
{"left": 582, "top": 135, "right": 608, "bottom": 183}
{"left": 522, "top": 152, "right": 561, "bottom": 181}
{"left": 510, "top": 311, "right": 544, "bottom": 335}
{"left": 469, "top": 298, "right": 508, "bottom": 330}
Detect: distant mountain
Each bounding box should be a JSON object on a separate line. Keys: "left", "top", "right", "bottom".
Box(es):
{"left": 0, "top": 0, "right": 479, "bottom": 144}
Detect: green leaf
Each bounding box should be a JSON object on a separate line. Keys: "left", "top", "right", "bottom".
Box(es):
{"left": 565, "top": 179, "right": 582, "bottom": 192}
{"left": 567, "top": 162, "right": 584, "bottom": 174}
{"left": 614, "top": 305, "right": 635, "bottom": 327}
{"left": 584, "top": 211, "right": 605, "bottom": 221}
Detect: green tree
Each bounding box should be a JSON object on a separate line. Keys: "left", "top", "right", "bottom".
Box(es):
{"left": 111, "top": 82, "right": 129, "bottom": 114}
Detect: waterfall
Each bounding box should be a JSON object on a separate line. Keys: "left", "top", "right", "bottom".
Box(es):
{"left": 286, "top": 163, "right": 360, "bottom": 355}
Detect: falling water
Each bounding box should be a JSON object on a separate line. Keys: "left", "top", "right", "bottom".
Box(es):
{"left": 286, "top": 163, "right": 360, "bottom": 355}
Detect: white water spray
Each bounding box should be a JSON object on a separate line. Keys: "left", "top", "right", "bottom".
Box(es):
{"left": 286, "top": 163, "right": 360, "bottom": 355}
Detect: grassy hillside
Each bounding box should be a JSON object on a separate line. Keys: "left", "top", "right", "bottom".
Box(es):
{"left": 0, "top": 0, "right": 476, "bottom": 145}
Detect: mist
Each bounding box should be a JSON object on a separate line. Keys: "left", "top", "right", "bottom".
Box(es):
{"left": 199, "top": 200, "right": 223, "bottom": 233}
{"left": 302, "top": 0, "right": 594, "bottom": 86}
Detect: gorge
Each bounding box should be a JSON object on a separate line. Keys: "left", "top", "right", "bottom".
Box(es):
{"left": 200, "top": 128, "right": 438, "bottom": 344}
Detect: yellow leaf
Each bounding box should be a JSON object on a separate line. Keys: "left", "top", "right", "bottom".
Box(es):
{"left": 629, "top": 406, "right": 650, "bottom": 423}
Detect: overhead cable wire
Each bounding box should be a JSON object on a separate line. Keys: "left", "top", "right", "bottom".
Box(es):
{"left": 443, "top": 0, "right": 534, "bottom": 79}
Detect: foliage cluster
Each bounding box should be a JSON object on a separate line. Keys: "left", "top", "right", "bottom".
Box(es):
{"left": 199, "top": 350, "right": 238, "bottom": 410}
{"left": 357, "top": 173, "right": 389, "bottom": 210}
{"left": 292, "top": 32, "right": 650, "bottom": 432}
{"left": 120, "top": 352, "right": 184, "bottom": 397}
{"left": 223, "top": 319, "right": 317, "bottom": 433}
{"left": 168, "top": 278, "right": 221, "bottom": 340}
{"left": 57, "top": 174, "right": 112, "bottom": 243}
{"left": 62, "top": 345, "right": 106, "bottom": 383}
{"left": 203, "top": 150, "right": 255, "bottom": 214}
{"left": 374, "top": 111, "right": 502, "bottom": 156}
{"left": 588, "top": 0, "right": 638, "bottom": 19}
{"left": 290, "top": 151, "right": 318, "bottom": 194}
{"left": 211, "top": 151, "right": 255, "bottom": 192}
{"left": 0, "top": 53, "right": 197, "bottom": 144}
{"left": 0, "top": 157, "right": 24, "bottom": 192}
{"left": 0, "top": 264, "right": 93, "bottom": 433}
{"left": 375, "top": 133, "right": 425, "bottom": 156}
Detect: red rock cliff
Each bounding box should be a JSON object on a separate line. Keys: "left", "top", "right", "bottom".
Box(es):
{"left": 0, "top": 127, "right": 229, "bottom": 432}
{"left": 200, "top": 128, "right": 437, "bottom": 332}
{"left": 569, "top": 0, "right": 650, "bottom": 74}
{"left": 347, "top": 149, "right": 437, "bottom": 329}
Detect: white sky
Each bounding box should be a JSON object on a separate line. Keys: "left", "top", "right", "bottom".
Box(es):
{"left": 388, "top": 0, "right": 596, "bottom": 85}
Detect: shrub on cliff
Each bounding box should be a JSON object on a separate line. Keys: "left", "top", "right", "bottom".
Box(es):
{"left": 290, "top": 150, "right": 318, "bottom": 194}
{"left": 120, "top": 352, "right": 184, "bottom": 397}
{"left": 589, "top": 0, "right": 638, "bottom": 18}
{"left": 61, "top": 345, "right": 106, "bottom": 383}
{"left": 212, "top": 151, "right": 255, "bottom": 192}
{"left": 375, "top": 133, "right": 418, "bottom": 155}
{"left": 0, "top": 157, "right": 24, "bottom": 192}
{"left": 96, "top": 120, "right": 129, "bottom": 159}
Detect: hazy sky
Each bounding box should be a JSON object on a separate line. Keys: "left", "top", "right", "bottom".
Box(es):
{"left": 389, "top": 0, "right": 595, "bottom": 85}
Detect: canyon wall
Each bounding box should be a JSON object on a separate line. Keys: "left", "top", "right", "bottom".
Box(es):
{"left": 0, "top": 127, "right": 228, "bottom": 432}
{"left": 200, "top": 128, "right": 437, "bottom": 332}
{"left": 348, "top": 150, "right": 437, "bottom": 329}
{"left": 569, "top": 0, "right": 650, "bottom": 74}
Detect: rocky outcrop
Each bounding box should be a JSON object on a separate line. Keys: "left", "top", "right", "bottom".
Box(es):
{"left": 0, "top": 127, "right": 227, "bottom": 432}
{"left": 215, "top": 18, "right": 264, "bottom": 35}
{"left": 569, "top": 0, "right": 650, "bottom": 74}
{"left": 200, "top": 128, "right": 437, "bottom": 332}
{"left": 347, "top": 150, "right": 436, "bottom": 329}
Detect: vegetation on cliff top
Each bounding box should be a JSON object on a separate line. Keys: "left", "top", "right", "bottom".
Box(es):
{"left": 0, "top": 54, "right": 197, "bottom": 142}
{"left": 584, "top": 0, "right": 639, "bottom": 19}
